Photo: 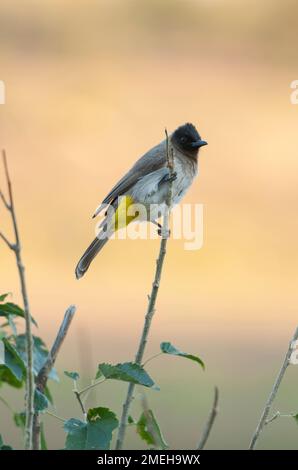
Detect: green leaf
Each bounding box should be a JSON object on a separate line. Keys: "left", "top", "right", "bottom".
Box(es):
{"left": 15, "top": 335, "right": 59, "bottom": 382}
{"left": 160, "top": 342, "right": 205, "bottom": 370}
{"left": 0, "top": 302, "right": 37, "bottom": 326}
{"left": 34, "top": 389, "right": 48, "bottom": 412}
{"left": 64, "top": 371, "right": 79, "bottom": 381}
{"left": 64, "top": 407, "right": 118, "bottom": 450}
{"left": 136, "top": 410, "right": 168, "bottom": 449}
{"left": 0, "top": 434, "right": 13, "bottom": 450}
{"left": 128, "top": 415, "right": 135, "bottom": 424}
{"left": 96, "top": 362, "right": 157, "bottom": 389}
{"left": 293, "top": 414, "right": 298, "bottom": 424}
{"left": 0, "top": 338, "right": 26, "bottom": 387}
{"left": 14, "top": 412, "right": 26, "bottom": 429}
{"left": 0, "top": 294, "right": 9, "bottom": 302}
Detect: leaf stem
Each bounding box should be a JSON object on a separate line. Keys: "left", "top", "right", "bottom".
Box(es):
{"left": 142, "top": 352, "right": 163, "bottom": 367}
{"left": 77, "top": 378, "right": 106, "bottom": 396}
{"left": 265, "top": 411, "right": 296, "bottom": 425}
{"left": 45, "top": 411, "right": 66, "bottom": 423}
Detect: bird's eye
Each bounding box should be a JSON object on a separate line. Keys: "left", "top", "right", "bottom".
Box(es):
{"left": 180, "top": 136, "right": 186, "bottom": 143}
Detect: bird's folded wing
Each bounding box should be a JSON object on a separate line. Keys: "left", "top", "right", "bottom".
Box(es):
{"left": 93, "top": 140, "right": 167, "bottom": 218}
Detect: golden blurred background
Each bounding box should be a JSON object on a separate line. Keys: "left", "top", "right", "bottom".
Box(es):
{"left": 1, "top": 0, "right": 298, "bottom": 449}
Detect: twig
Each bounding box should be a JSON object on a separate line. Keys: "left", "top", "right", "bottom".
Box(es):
{"left": 74, "top": 391, "right": 87, "bottom": 419}
{"left": 71, "top": 377, "right": 106, "bottom": 421}
{"left": 0, "top": 231, "right": 14, "bottom": 250}
{"left": 0, "top": 150, "right": 35, "bottom": 449}
{"left": 197, "top": 386, "right": 219, "bottom": 450}
{"left": 115, "top": 129, "right": 174, "bottom": 450}
{"left": 32, "top": 305, "right": 76, "bottom": 449}
{"left": 0, "top": 189, "right": 10, "bottom": 210}
{"left": 249, "top": 326, "right": 298, "bottom": 450}
{"left": 264, "top": 411, "right": 295, "bottom": 425}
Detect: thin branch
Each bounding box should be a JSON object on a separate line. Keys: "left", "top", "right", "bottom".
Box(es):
{"left": 0, "top": 190, "right": 10, "bottom": 210}
{"left": 249, "top": 326, "right": 298, "bottom": 450}
{"left": 115, "top": 129, "right": 174, "bottom": 450}
{"left": 74, "top": 391, "right": 87, "bottom": 419}
{"left": 264, "top": 411, "right": 295, "bottom": 425}
{"left": 197, "top": 386, "right": 219, "bottom": 450}
{"left": 0, "top": 150, "right": 35, "bottom": 449}
{"left": 0, "top": 231, "right": 14, "bottom": 250}
{"left": 32, "top": 305, "right": 76, "bottom": 449}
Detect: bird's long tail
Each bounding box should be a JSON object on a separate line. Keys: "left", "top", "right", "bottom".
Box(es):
{"left": 75, "top": 236, "right": 109, "bottom": 279}
{"left": 75, "top": 196, "right": 137, "bottom": 279}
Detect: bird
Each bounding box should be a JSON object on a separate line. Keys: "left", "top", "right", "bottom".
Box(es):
{"left": 75, "top": 123, "right": 207, "bottom": 279}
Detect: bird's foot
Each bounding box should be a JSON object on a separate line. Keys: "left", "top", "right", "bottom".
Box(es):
{"left": 157, "top": 227, "right": 171, "bottom": 238}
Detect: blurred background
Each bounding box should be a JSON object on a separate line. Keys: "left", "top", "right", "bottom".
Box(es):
{"left": 1, "top": 0, "right": 298, "bottom": 450}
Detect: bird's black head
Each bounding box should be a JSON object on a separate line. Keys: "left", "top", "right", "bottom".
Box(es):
{"left": 172, "top": 123, "right": 208, "bottom": 158}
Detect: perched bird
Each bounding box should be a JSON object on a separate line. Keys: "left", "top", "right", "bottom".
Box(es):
{"left": 75, "top": 123, "right": 207, "bottom": 279}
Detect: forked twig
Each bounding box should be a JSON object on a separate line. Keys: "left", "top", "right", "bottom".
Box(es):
{"left": 249, "top": 326, "right": 298, "bottom": 449}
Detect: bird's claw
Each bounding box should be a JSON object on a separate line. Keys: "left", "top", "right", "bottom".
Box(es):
{"left": 157, "top": 227, "right": 171, "bottom": 238}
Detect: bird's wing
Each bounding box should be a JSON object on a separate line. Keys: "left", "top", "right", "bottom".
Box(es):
{"left": 93, "top": 140, "right": 167, "bottom": 218}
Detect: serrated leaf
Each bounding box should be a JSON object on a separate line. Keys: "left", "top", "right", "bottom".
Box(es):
{"left": 64, "top": 407, "right": 118, "bottom": 450}
{"left": 0, "top": 338, "right": 26, "bottom": 387}
{"left": 15, "top": 335, "right": 59, "bottom": 382}
{"left": 0, "top": 302, "right": 37, "bottom": 326}
{"left": 160, "top": 342, "right": 205, "bottom": 370}
{"left": 96, "top": 362, "right": 157, "bottom": 388}
{"left": 136, "top": 410, "right": 168, "bottom": 449}
{"left": 34, "top": 389, "right": 48, "bottom": 412}
{"left": 64, "top": 371, "right": 80, "bottom": 381}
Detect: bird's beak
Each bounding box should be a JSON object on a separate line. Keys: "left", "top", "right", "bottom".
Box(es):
{"left": 191, "top": 140, "right": 208, "bottom": 148}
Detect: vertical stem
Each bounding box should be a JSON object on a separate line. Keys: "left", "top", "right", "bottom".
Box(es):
{"left": 115, "top": 130, "right": 174, "bottom": 450}
{"left": 1, "top": 150, "right": 35, "bottom": 449}
{"left": 249, "top": 326, "right": 298, "bottom": 449}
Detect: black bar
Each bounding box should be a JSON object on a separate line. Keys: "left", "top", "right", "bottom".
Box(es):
{"left": 0, "top": 450, "right": 296, "bottom": 466}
